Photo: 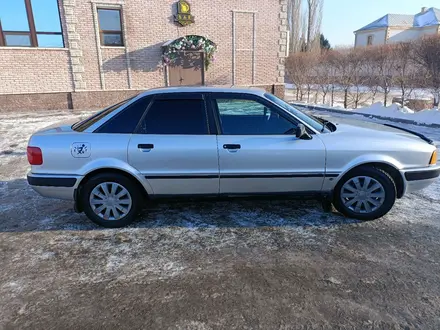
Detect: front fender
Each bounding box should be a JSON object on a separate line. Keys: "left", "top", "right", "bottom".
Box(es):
{"left": 324, "top": 154, "right": 404, "bottom": 191}
{"left": 77, "top": 158, "right": 154, "bottom": 195}
{"left": 339, "top": 154, "right": 404, "bottom": 173}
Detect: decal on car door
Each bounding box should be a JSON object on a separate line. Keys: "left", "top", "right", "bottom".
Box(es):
{"left": 71, "top": 142, "right": 91, "bottom": 158}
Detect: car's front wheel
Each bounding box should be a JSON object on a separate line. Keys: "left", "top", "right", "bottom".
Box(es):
{"left": 333, "top": 167, "right": 397, "bottom": 221}
{"left": 81, "top": 173, "right": 142, "bottom": 228}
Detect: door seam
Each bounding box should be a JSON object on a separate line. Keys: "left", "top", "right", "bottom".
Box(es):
{"left": 216, "top": 135, "right": 221, "bottom": 194}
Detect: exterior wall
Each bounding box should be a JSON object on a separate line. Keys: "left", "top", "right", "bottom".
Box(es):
{"left": 356, "top": 25, "right": 440, "bottom": 47}
{"left": 0, "top": 49, "right": 73, "bottom": 95}
{"left": 0, "top": 92, "right": 73, "bottom": 111}
{"left": 355, "top": 29, "right": 387, "bottom": 47}
{"left": 68, "top": 0, "right": 286, "bottom": 91}
{"left": 0, "top": 86, "right": 285, "bottom": 111}
{"left": 0, "top": 0, "right": 286, "bottom": 110}
{"left": 387, "top": 25, "right": 439, "bottom": 43}
{"left": 419, "top": 25, "right": 440, "bottom": 37}
{"left": 0, "top": 1, "right": 73, "bottom": 95}
{"left": 387, "top": 28, "right": 419, "bottom": 43}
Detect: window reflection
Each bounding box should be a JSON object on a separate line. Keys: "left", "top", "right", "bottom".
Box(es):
{"left": 0, "top": 0, "right": 64, "bottom": 48}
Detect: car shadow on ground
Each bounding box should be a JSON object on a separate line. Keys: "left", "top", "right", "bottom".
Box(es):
{"left": 0, "top": 179, "right": 360, "bottom": 233}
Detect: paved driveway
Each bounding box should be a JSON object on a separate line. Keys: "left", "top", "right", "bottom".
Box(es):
{"left": 1, "top": 110, "right": 440, "bottom": 329}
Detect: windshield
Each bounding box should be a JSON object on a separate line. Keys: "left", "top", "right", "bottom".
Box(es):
{"left": 72, "top": 97, "right": 135, "bottom": 132}
{"left": 264, "top": 93, "right": 330, "bottom": 133}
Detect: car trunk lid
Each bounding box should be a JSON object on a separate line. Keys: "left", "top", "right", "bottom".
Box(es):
{"left": 33, "top": 119, "right": 80, "bottom": 135}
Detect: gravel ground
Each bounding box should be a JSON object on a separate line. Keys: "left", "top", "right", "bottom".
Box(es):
{"left": 1, "top": 110, "right": 440, "bottom": 329}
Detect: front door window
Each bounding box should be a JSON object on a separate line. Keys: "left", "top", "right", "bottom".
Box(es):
{"left": 215, "top": 99, "right": 296, "bottom": 135}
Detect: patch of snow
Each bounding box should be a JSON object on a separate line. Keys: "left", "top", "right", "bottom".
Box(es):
{"left": 1, "top": 281, "right": 25, "bottom": 295}
{"left": 357, "top": 103, "right": 440, "bottom": 125}
{"left": 305, "top": 101, "right": 440, "bottom": 126}
{"left": 39, "top": 252, "right": 56, "bottom": 260}
{"left": 357, "top": 102, "right": 415, "bottom": 116}
{"left": 0, "top": 110, "right": 95, "bottom": 162}
{"left": 326, "top": 277, "right": 342, "bottom": 285}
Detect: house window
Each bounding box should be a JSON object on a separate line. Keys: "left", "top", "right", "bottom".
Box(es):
{"left": 367, "top": 35, "right": 374, "bottom": 46}
{"left": 0, "top": 0, "right": 64, "bottom": 48}
{"left": 97, "top": 9, "right": 124, "bottom": 47}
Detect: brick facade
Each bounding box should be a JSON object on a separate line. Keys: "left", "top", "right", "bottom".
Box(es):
{"left": 0, "top": 0, "right": 287, "bottom": 110}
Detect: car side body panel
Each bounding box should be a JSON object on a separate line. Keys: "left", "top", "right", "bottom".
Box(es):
{"left": 217, "top": 135, "right": 327, "bottom": 194}
{"left": 127, "top": 134, "right": 219, "bottom": 196}
{"left": 26, "top": 87, "right": 439, "bottom": 210}
{"left": 28, "top": 132, "right": 155, "bottom": 196}
{"left": 316, "top": 123, "right": 438, "bottom": 193}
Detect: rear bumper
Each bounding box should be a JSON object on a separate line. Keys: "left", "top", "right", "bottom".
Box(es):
{"left": 27, "top": 173, "right": 83, "bottom": 200}
{"left": 401, "top": 166, "right": 440, "bottom": 194}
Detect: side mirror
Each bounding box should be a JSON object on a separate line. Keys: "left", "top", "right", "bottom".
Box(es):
{"left": 295, "top": 124, "right": 311, "bottom": 140}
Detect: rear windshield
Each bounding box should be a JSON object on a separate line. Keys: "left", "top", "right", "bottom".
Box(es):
{"left": 72, "top": 97, "right": 135, "bottom": 132}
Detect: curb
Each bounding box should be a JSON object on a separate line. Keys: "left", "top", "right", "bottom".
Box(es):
{"left": 291, "top": 102, "right": 440, "bottom": 129}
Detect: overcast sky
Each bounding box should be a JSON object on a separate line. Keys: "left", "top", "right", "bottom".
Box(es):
{"left": 322, "top": 0, "right": 440, "bottom": 46}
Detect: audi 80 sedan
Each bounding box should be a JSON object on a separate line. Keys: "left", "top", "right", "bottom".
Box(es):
{"left": 27, "top": 87, "right": 439, "bottom": 227}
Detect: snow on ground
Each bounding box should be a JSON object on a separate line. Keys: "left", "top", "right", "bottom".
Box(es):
{"left": 294, "top": 101, "right": 440, "bottom": 125}
{"left": 0, "top": 108, "right": 439, "bottom": 232}
{"left": 0, "top": 110, "right": 94, "bottom": 180}
{"left": 355, "top": 102, "right": 440, "bottom": 125}
{"left": 285, "top": 84, "right": 440, "bottom": 125}
{"left": 2, "top": 109, "right": 440, "bottom": 329}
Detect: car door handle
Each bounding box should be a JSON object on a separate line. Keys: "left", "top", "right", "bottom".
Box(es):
{"left": 223, "top": 144, "right": 241, "bottom": 150}
{"left": 138, "top": 144, "right": 154, "bottom": 152}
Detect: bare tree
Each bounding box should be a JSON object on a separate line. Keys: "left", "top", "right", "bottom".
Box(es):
{"left": 286, "top": 36, "right": 439, "bottom": 111}
{"left": 392, "top": 42, "right": 418, "bottom": 108}
{"left": 304, "top": 53, "right": 319, "bottom": 102}
{"left": 362, "top": 46, "right": 381, "bottom": 104}
{"left": 347, "top": 48, "right": 371, "bottom": 108}
{"left": 286, "top": 53, "right": 308, "bottom": 100}
{"left": 371, "top": 45, "right": 395, "bottom": 106}
{"left": 413, "top": 35, "right": 440, "bottom": 107}
{"left": 287, "top": 0, "right": 303, "bottom": 53}
{"left": 305, "top": 0, "right": 324, "bottom": 52}
{"left": 328, "top": 48, "right": 361, "bottom": 109}
{"left": 314, "top": 52, "right": 334, "bottom": 104}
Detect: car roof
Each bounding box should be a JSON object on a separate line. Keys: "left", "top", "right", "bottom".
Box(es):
{"left": 137, "top": 86, "right": 268, "bottom": 97}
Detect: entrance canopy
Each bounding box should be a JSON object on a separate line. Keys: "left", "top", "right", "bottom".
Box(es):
{"left": 162, "top": 35, "right": 217, "bottom": 69}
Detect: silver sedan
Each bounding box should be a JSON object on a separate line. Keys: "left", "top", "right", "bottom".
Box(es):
{"left": 27, "top": 87, "right": 439, "bottom": 227}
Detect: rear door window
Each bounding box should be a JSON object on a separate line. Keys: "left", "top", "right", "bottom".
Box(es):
{"left": 137, "top": 98, "right": 208, "bottom": 135}
{"left": 95, "top": 96, "right": 151, "bottom": 133}
{"left": 72, "top": 97, "right": 135, "bottom": 132}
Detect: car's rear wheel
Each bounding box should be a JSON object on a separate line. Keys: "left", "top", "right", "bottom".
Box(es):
{"left": 81, "top": 173, "right": 142, "bottom": 228}
{"left": 333, "top": 167, "right": 397, "bottom": 221}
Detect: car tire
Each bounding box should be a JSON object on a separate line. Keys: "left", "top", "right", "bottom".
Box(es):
{"left": 81, "top": 173, "right": 143, "bottom": 228}
{"left": 333, "top": 167, "right": 397, "bottom": 221}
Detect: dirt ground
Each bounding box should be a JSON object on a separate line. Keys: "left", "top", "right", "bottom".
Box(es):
{"left": 1, "top": 110, "right": 440, "bottom": 329}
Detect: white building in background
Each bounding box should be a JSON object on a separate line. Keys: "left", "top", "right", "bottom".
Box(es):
{"left": 354, "top": 7, "right": 440, "bottom": 47}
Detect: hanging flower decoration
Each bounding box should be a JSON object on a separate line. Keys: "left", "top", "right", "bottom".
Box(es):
{"left": 162, "top": 35, "right": 217, "bottom": 70}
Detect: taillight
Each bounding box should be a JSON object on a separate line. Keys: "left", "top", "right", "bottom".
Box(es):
{"left": 27, "top": 146, "right": 43, "bottom": 165}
